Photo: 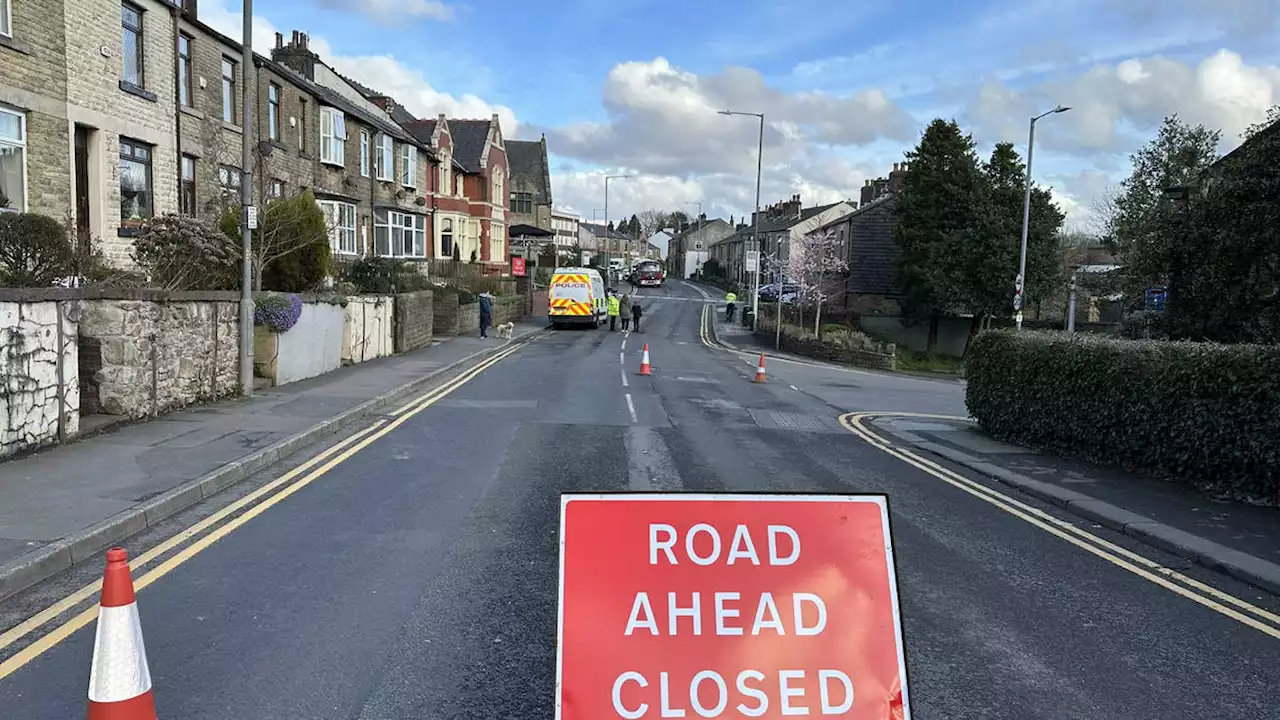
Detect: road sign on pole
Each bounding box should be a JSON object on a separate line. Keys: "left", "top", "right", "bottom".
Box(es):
{"left": 745, "top": 250, "right": 759, "bottom": 273}
{"left": 556, "top": 493, "right": 911, "bottom": 719}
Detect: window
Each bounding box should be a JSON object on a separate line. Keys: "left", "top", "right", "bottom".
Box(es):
{"left": 298, "top": 98, "right": 307, "bottom": 152}
{"left": 121, "top": 4, "right": 144, "bottom": 88}
{"left": 457, "top": 174, "right": 464, "bottom": 197}
{"left": 221, "top": 58, "right": 236, "bottom": 123}
{"left": 374, "top": 209, "right": 426, "bottom": 258}
{"left": 440, "top": 218, "right": 454, "bottom": 258}
{"left": 267, "top": 83, "right": 280, "bottom": 140}
{"left": 319, "top": 107, "right": 346, "bottom": 165}
{"left": 359, "top": 131, "right": 369, "bottom": 177}
{"left": 510, "top": 191, "right": 533, "bottom": 214}
{"left": 269, "top": 179, "right": 285, "bottom": 199}
{"left": 438, "top": 151, "right": 450, "bottom": 194}
{"left": 400, "top": 145, "right": 417, "bottom": 188}
{"left": 118, "top": 138, "right": 153, "bottom": 222}
{"left": 377, "top": 134, "right": 393, "bottom": 181}
{"left": 492, "top": 169, "right": 503, "bottom": 207}
{"left": 178, "top": 34, "right": 193, "bottom": 107}
{"left": 179, "top": 155, "right": 196, "bottom": 215}
{"left": 218, "top": 164, "right": 241, "bottom": 206}
{"left": 0, "top": 108, "right": 25, "bottom": 213}
{"left": 318, "top": 200, "right": 357, "bottom": 255}
{"left": 1, "top": 0, "right": 11, "bottom": 37}
{"left": 490, "top": 223, "right": 505, "bottom": 263}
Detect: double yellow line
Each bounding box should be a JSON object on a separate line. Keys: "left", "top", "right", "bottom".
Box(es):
{"left": 0, "top": 335, "right": 538, "bottom": 680}
{"left": 839, "top": 412, "right": 1280, "bottom": 640}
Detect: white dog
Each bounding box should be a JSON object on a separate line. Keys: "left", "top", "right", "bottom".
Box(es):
{"left": 496, "top": 321, "right": 515, "bottom": 340}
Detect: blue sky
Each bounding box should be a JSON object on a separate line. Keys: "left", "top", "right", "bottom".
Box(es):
{"left": 210, "top": 0, "right": 1279, "bottom": 228}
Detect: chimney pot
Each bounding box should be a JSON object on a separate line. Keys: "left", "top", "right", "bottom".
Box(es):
{"left": 275, "top": 32, "right": 283, "bottom": 49}
{"left": 291, "top": 30, "right": 299, "bottom": 44}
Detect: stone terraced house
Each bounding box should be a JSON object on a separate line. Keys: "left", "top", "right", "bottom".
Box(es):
{"left": 1, "top": 0, "right": 527, "bottom": 274}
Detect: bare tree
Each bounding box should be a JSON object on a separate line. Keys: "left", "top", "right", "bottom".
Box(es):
{"left": 635, "top": 209, "right": 673, "bottom": 239}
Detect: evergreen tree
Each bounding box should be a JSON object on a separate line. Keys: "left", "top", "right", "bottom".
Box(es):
{"left": 894, "top": 119, "right": 985, "bottom": 340}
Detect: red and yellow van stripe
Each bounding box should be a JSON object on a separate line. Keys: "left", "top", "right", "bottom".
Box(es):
{"left": 550, "top": 273, "right": 590, "bottom": 285}
{"left": 550, "top": 298, "right": 593, "bottom": 316}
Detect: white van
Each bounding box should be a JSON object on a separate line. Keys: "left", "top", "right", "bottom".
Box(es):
{"left": 549, "top": 267, "right": 607, "bottom": 328}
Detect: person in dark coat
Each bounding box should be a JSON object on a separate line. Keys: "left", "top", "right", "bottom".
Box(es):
{"left": 631, "top": 300, "right": 644, "bottom": 332}
{"left": 478, "top": 292, "right": 493, "bottom": 338}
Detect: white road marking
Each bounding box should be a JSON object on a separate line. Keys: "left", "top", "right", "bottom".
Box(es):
{"left": 790, "top": 384, "right": 799, "bottom": 390}
{"left": 621, "top": 338, "right": 627, "bottom": 350}
{"left": 625, "top": 393, "right": 638, "bottom": 423}
{"left": 619, "top": 351, "right": 625, "bottom": 364}
{"left": 621, "top": 368, "right": 629, "bottom": 387}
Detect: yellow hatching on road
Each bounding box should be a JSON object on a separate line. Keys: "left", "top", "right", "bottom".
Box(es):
{"left": 0, "top": 335, "right": 539, "bottom": 680}
{"left": 839, "top": 411, "right": 1280, "bottom": 640}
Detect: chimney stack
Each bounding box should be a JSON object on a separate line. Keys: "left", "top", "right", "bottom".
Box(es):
{"left": 274, "top": 30, "right": 320, "bottom": 80}
{"left": 275, "top": 32, "right": 283, "bottom": 49}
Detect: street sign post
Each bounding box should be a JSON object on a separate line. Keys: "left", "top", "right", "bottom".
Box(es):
{"left": 745, "top": 250, "right": 759, "bottom": 273}
{"left": 556, "top": 493, "right": 910, "bottom": 719}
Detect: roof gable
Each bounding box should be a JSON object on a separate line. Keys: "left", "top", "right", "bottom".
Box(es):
{"left": 448, "top": 119, "right": 492, "bottom": 173}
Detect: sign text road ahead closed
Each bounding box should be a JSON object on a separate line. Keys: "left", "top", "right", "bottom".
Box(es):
{"left": 556, "top": 493, "right": 910, "bottom": 719}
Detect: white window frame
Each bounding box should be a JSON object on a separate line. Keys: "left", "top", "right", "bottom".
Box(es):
{"left": 1, "top": 0, "right": 12, "bottom": 38}
{"left": 492, "top": 168, "right": 503, "bottom": 205}
{"left": 377, "top": 134, "right": 393, "bottom": 181}
{"left": 0, "top": 107, "right": 27, "bottom": 213}
{"left": 373, "top": 209, "right": 426, "bottom": 258}
{"left": 319, "top": 107, "right": 346, "bottom": 166}
{"left": 438, "top": 151, "right": 451, "bottom": 194}
{"left": 318, "top": 199, "right": 357, "bottom": 255}
{"left": 359, "top": 130, "right": 369, "bottom": 177}
{"left": 490, "top": 223, "right": 505, "bottom": 263}
{"left": 400, "top": 145, "right": 417, "bottom": 188}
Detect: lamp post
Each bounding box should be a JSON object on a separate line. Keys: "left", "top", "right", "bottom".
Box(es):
{"left": 1015, "top": 104, "right": 1071, "bottom": 330}
{"left": 604, "top": 174, "right": 632, "bottom": 275}
{"left": 719, "top": 110, "right": 765, "bottom": 329}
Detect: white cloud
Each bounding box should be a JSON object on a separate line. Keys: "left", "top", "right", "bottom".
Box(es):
{"left": 198, "top": 0, "right": 516, "bottom": 134}
{"left": 315, "top": 0, "right": 453, "bottom": 25}
{"left": 963, "top": 50, "right": 1280, "bottom": 154}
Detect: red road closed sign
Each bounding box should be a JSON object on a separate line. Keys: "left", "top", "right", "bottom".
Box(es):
{"left": 557, "top": 494, "right": 910, "bottom": 719}
{"left": 512, "top": 257, "right": 527, "bottom": 276}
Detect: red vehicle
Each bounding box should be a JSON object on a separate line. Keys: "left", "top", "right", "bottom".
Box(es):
{"left": 632, "top": 260, "right": 665, "bottom": 287}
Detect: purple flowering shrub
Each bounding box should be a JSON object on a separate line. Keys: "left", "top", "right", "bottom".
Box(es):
{"left": 254, "top": 292, "right": 303, "bottom": 333}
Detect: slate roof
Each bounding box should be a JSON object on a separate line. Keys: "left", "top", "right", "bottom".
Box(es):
{"left": 580, "top": 222, "right": 632, "bottom": 241}
{"left": 447, "top": 119, "right": 493, "bottom": 173}
{"left": 506, "top": 139, "right": 551, "bottom": 205}
{"left": 330, "top": 70, "right": 420, "bottom": 126}
{"left": 402, "top": 119, "right": 467, "bottom": 171}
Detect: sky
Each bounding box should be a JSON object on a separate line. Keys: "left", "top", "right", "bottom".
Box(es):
{"left": 202, "top": 0, "right": 1280, "bottom": 232}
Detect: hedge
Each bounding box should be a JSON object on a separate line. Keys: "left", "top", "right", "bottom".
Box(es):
{"left": 965, "top": 330, "right": 1280, "bottom": 503}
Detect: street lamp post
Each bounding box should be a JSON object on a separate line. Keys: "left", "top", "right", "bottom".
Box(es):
{"left": 238, "top": 0, "right": 256, "bottom": 396}
{"left": 1015, "top": 104, "right": 1071, "bottom": 330}
{"left": 719, "top": 110, "right": 765, "bottom": 329}
{"left": 604, "top": 174, "right": 632, "bottom": 277}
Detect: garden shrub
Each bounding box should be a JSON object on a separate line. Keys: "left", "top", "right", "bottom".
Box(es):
{"left": 965, "top": 330, "right": 1280, "bottom": 503}
{"left": 253, "top": 292, "right": 303, "bottom": 332}
{"left": 131, "top": 214, "right": 238, "bottom": 290}
{"left": 0, "top": 212, "right": 77, "bottom": 287}
{"left": 339, "top": 256, "right": 430, "bottom": 294}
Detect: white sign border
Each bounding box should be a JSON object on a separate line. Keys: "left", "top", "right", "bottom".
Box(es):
{"left": 555, "top": 492, "right": 912, "bottom": 719}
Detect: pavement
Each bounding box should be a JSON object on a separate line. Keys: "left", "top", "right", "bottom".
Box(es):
{"left": 0, "top": 279, "right": 1277, "bottom": 718}
{"left": 0, "top": 321, "right": 546, "bottom": 601}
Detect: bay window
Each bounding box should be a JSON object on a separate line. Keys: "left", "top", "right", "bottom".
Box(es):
{"left": 318, "top": 199, "right": 357, "bottom": 255}
{"left": 374, "top": 209, "right": 427, "bottom": 258}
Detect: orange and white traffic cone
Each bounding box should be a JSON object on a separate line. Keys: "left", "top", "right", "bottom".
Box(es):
{"left": 86, "top": 547, "right": 157, "bottom": 720}
{"left": 638, "top": 344, "right": 652, "bottom": 376}
{"left": 752, "top": 353, "right": 767, "bottom": 383}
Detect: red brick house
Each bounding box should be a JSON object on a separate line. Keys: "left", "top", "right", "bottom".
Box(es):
{"left": 403, "top": 114, "right": 509, "bottom": 267}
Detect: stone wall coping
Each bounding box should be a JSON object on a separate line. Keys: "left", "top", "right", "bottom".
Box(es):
{"left": 0, "top": 288, "right": 243, "bottom": 303}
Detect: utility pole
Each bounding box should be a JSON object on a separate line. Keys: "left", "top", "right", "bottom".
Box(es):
{"left": 238, "top": 0, "right": 256, "bottom": 396}
{"left": 718, "top": 110, "right": 765, "bottom": 329}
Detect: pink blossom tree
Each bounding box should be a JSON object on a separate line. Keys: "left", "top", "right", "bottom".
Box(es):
{"left": 786, "top": 227, "right": 848, "bottom": 334}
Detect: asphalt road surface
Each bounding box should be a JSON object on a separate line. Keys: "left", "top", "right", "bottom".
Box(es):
{"left": 1, "top": 280, "right": 1277, "bottom": 719}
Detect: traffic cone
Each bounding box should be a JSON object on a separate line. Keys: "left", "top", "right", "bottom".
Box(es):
{"left": 752, "top": 353, "right": 767, "bottom": 383}
{"left": 638, "top": 344, "right": 652, "bottom": 376}
{"left": 86, "top": 548, "right": 157, "bottom": 720}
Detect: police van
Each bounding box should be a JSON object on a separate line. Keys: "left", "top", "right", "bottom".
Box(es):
{"left": 548, "top": 267, "right": 607, "bottom": 329}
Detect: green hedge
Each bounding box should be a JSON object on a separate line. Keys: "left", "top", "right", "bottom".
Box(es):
{"left": 965, "top": 331, "right": 1280, "bottom": 503}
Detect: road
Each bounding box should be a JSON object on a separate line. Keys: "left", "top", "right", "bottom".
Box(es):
{"left": 1, "top": 279, "right": 1277, "bottom": 718}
